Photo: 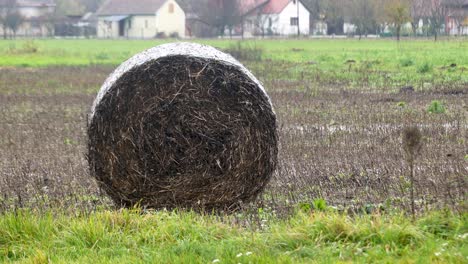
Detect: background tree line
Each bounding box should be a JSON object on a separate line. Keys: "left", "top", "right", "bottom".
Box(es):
{"left": 180, "top": 0, "right": 466, "bottom": 39}
{"left": 0, "top": 0, "right": 104, "bottom": 38}
{"left": 303, "top": 0, "right": 466, "bottom": 40}
{"left": 1, "top": 0, "right": 466, "bottom": 39}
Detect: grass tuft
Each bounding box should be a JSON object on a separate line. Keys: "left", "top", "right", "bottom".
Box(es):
{"left": 427, "top": 100, "right": 446, "bottom": 114}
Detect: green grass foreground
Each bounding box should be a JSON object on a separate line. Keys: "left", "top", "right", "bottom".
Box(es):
{"left": 1, "top": 209, "right": 466, "bottom": 263}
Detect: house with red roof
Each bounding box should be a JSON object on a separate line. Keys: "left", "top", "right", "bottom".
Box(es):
{"left": 96, "top": 0, "right": 185, "bottom": 38}
{"left": 241, "top": 0, "right": 311, "bottom": 36}
{"left": 190, "top": 0, "right": 311, "bottom": 37}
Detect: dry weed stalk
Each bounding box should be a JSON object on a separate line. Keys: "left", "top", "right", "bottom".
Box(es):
{"left": 402, "top": 126, "right": 423, "bottom": 219}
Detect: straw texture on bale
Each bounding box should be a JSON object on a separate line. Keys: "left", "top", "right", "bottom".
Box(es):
{"left": 88, "top": 43, "right": 278, "bottom": 210}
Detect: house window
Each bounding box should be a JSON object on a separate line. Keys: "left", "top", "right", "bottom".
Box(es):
{"left": 268, "top": 17, "right": 272, "bottom": 27}
{"left": 128, "top": 18, "right": 132, "bottom": 29}
{"left": 145, "top": 20, "right": 148, "bottom": 28}
{"left": 290, "top": 17, "right": 298, "bottom": 26}
{"left": 169, "top": 3, "right": 174, "bottom": 13}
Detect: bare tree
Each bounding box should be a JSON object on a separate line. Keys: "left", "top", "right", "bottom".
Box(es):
{"left": 322, "top": 0, "right": 345, "bottom": 35}
{"left": 252, "top": 12, "right": 279, "bottom": 37}
{"left": 183, "top": 0, "right": 242, "bottom": 38}
{"left": 0, "top": 0, "right": 15, "bottom": 39}
{"left": 0, "top": 11, "right": 7, "bottom": 39}
{"left": 349, "top": 0, "right": 377, "bottom": 39}
{"left": 0, "top": 0, "right": 24, "bottom": 39}
{"left": 427, "top": 0, "right": 449, "bottom": 41}
{"left": 36, "top": 14, "right": 57, "bottom": 37}
{"left": 220, "top": 0, "right": 242, "bottom": 38}
{"left": 302, "top": 0, "right": 323, "bottom": 34}
{"left": 5, "top": 10, "right": 23, "bottom": 38}
{"left": 445, "top": 0, "right": 467, "bottom": 36}
{"left": 409, "top": 0, "right": 427, "bottom": 36}
{"left": 179, "top": 0, "right": 213, "bottom": 37}
{"left": 372, "top": 0, "right": 388, "bottom": 34}
{"left": 385, "top": 0, "right": 411, "bottom": 41}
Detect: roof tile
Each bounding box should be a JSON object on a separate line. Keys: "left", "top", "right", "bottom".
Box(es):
{"left": 262, "top": 0, "right": 290, "bottom": 14}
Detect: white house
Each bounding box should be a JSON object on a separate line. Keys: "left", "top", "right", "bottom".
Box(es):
{"left": 243, "top": 0, "right": 310, "bottom": 36}
{"left": 0, "top": 0, "right": 56, "bottom": 37}
{"left": 96, "top": 0, "right": 185, "bottom": 39}
{"left": 343, "top": 22, "right": 356, "bottom": 35}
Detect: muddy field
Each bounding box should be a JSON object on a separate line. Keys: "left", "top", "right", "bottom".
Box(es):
{"left": 0, "top": 65, "right": 466, "bottom": 213}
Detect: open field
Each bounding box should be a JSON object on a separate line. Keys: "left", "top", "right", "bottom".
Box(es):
{"left": 0, "top": 39, "right": 467, "bottom": 262}
{"left": 0, "top": 39, "right": 467, "bottom": 89}
{"left": 1, "top": 38, "right": 467, "bottom": 66}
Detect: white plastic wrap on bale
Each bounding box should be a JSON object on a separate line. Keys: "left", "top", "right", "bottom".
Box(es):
{"left": 90, "top": 42, "right": 272, "bottom": 120}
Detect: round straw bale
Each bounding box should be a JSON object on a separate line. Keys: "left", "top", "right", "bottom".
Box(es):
{"left": 88, "top": 42, "right": 278, "bottom": 211}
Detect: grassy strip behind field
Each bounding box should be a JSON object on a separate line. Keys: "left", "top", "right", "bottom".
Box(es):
{"left": 1, "top": 209, "right": 466, "bottom": 263}
{"left": 1, "top": 39, "right": 466, "bottom": 91}
{"left": 0, "top": 39, "right": 466, "bottom": 67}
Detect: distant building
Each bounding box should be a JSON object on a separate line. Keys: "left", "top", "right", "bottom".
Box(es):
{"left": 0, "top": 0, "right": 56, "bottom": 37}
{"left": 242, "top": 0, "right": 311, "bottom": 36}
{"left": 343, "top": 21, "right": 356, "bottom": 35}
{"left": 311, "top": 20, "right": 327, "bottom": 35}
{"left": 54, "top": 12, "right": 97, "bottom": 37}
{"left": 96, "top": 0, "right": 185, "bottom": 39}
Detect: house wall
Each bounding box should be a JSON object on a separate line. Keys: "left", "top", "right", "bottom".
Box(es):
{"left": 97, "top": 19, "right": 119, "bottom": 38}
{"left": 98, "top": 16, "right": 159, "bottom": 39}
{"left": 97, "top": 0, "right": 186, "bottom": 39}
{"left": 275, "top": 0, "right": 310, "bottom": 35}
{"left": 127, "top": 15, "right": 158, "bottom": 38}
{"left": 155, "top": 0, "right": 185, "bottom": 37}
